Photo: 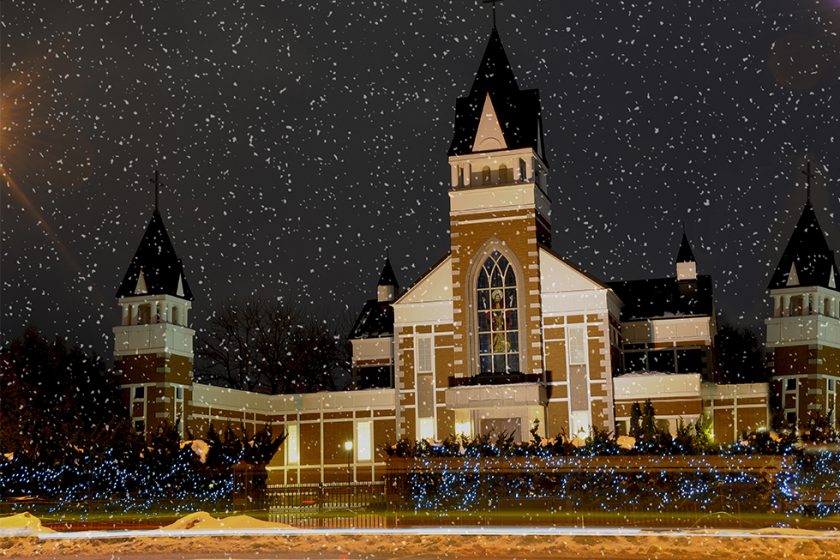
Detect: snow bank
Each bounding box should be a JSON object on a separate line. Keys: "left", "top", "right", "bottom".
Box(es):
{"left": 161, "top": 511, "right": 295, "bottom": 531}
{"left": 0, "top": 512, "right": 55, "bottom": 536}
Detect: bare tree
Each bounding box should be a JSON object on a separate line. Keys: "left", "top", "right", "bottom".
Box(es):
{"left": 195, "top": 299, "right": 342, "bottom": 394}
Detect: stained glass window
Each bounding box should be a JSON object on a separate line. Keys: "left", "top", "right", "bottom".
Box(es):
{"left": 476, "top": 251, "right": 519, "bottom": 373}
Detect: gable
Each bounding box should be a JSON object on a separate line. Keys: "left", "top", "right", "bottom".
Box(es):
{"left": 395, "top": 256, "right": 452, "bottom": 305}
{"left": 472, "top": 94, "right": 507, "bottom": 152}
{"left": 787, "top": 262, "right": 800, "bottom": 287}
{"left": 539, "top": 248, "right": 606, "bottom": 293}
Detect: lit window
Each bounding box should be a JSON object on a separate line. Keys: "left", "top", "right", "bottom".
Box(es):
{"left": 418, "top": 417, "right": 435, "bottom": 440}
{"left": 286, "top": 424, "right": 299, "bottom": 464}
{"left": 455, "top": 410, "right": 472, "bottom": 439}
{"left": 356, "top": 421, "right": 372, "bottom": 462}
{"left": 476, "top": 251, "right": 519, "bottom": 373}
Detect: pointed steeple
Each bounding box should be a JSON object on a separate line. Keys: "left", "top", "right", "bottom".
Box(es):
{"left": 377, "top": 256, "right": 399, "bottom": 302}
{"left": 448, "top": 25, "right": 546, "bottom": 162}
{"left": 676, "top": 231, "right": 696, "bottom": 264}
{"left": 769, "top": 200, "right": 838, "bottom": 291}
{"left": 675, "top": 230, "right": 698, "bottom": 281}
{"left": 117, "top": 174, "right": 193, "bottom": 300}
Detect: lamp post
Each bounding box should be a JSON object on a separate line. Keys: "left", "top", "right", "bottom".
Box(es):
{"left": 344, "top": 440, "right": 353, "bottom": 508}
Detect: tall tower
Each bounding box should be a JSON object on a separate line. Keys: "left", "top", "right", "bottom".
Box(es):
{"left": 447, "top": 19, "right": 550, "bottom": 380}
{"left": 113, "top": 172, "right": 195, "bottom": 436}
{"left": 765, "top": 170, "right": 839, "bottom": 430}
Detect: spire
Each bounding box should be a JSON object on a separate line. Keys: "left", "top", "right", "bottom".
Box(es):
{"left": 447, "top": 21, "right": 546, "bottom": 162}
{"left": 802, "top": 160, "right": 813, "bottom": 204}
{"left": 483, "top": 0, "right": 502, "bottom": 29}
{"left": 675, "top": 230, "right": 698, "bottom": 281}
{"left": 676, "top": 232, "right": 696, "bottom": 264}
{"left": 378, "top": 256, "right": 399, "bottom": 289}
{"left": 150, "top": 169, "right": 161, "bottom": 214}
{"left": 377, "top": 256, "right": 399, "bottom": 302}
{"left": 769, "top": 200, "right": 838, "bottom": 291}
{"left": 117, "top": 175, "right": 193, "bottom": 300}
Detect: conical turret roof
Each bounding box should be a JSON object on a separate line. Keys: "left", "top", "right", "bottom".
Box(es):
{"left": 768, "top": 201, "right": 838, "bottom": 290}
{"left": 448, "top": 26, "right": 546, "bottom": 162}
{"left": 117, "top": 209, "right": 193, "bottom": 300}
{"left": 676, "top": 232, "right": 696, "bottom": 264}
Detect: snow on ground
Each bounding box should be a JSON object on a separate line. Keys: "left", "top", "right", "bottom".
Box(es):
{"left": 1, "top": 512, "right": 839, "bottom": 558}
{"left": 0, "top": 512, "right": 55, "bottom": 536}
{"left": 160, "top": 511, "right": 295, "bottom": 531}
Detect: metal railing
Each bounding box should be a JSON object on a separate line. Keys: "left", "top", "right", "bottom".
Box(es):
{"left": 266, "top": 482, "right": 385, "bottom": 512}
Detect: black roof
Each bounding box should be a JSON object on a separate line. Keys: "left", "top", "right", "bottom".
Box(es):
{"left": 607, "top": 275, "right": 714, "bottom": 321}
{"left": 378, "top": 257, "right": 399, "bottom": 288}
{"left": 348, "top": 299, "right": 394, "bottom": 340}
{"left": 676, "top": 232, "right": 695, "bottom": 263}
{"left": 116, "top": 210, "right": 193, "bottom": 300}
{"left": 768, "top": 201, "right": 838, "bottom": 290}
{"left": 447, "top": 26, "right": 546, "bottom": 162}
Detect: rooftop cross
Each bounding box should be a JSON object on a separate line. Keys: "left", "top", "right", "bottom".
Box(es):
{"left": 482, "top": 0, "right": 503, "bottom": 28}
{"left": 150, "top": 169, "right": 161, "bottom": 212}
{"left": 801, "top": 160, "right": 813, "bottom": 204}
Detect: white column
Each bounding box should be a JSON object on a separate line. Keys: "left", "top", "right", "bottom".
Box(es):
{"left": 130, "top": 304, "right": 138, "bottom": 325}
{"left": 772, "top": 295, "right": 781, "bottom": 318}
{"left": 782, "top": 296, "right": 790, "bottom": 317}
{"left": 464, "top": 163, "right": 471, "bottom": 187}
{"left": 803, "top": 294, "right": 811, "bottom": 316}
{"left": 451, "top": 165, "right": 459, "bottom": 187}
{"left": 122, "top": 305, "right": 129, "bottom": 326}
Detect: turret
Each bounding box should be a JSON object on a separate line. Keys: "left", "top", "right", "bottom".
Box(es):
{"left": 112, "top": 171, "right": 194, "bottom": 436}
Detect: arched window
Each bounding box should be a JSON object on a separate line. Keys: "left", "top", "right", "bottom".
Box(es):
{"left": 482, "top": 166, "right": 492, "bottom": 185}
{"left": 499, "top": 164, "right": 509, "bottom": 183}
{"left": 476, "top": 251, "right": 519, "bottom": 373}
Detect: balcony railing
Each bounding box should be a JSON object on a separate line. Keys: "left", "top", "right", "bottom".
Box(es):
{"left": 448, "top": 372, "right": 542, "bottom": 388}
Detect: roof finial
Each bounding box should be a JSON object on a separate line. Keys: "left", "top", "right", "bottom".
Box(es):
{"left": 483, "top": 0, "right": 502, "bottom": 28}
{"left": 150, "top": 169, "right": 161, "bottom": 212}
{"left": 801, "top": 160, "right": 813, "bottom": 204}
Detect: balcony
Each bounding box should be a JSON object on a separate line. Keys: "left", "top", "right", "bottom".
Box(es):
{"left": 445, "top": 372, "right": 546, "bottom": 409}
{"left": 448, "top": 372, "right": 542, "bottom": 387}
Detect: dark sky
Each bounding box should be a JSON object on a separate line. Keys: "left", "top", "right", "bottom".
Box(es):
{"left": 3, "top": 0, "right": 840, "bottom": 356}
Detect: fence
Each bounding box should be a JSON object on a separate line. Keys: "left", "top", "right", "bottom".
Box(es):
{"left": 384, "top": 455, "right": 796, "bottom": 513}
{"left": 266, "top": 481, "right": 386, "bottom": 512}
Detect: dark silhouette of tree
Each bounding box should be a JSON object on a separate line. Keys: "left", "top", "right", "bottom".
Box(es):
{"left": 195, "top": 299, "right": 342, "bottom": 394}
{"left": 0, "top": 326, "right": 120, "bottom": 459}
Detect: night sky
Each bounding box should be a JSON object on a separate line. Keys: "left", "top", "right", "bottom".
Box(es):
{"left": 3, "top": 0, "right": 840, "bottom": 356}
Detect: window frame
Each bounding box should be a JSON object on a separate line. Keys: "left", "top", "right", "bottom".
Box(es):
{"left": 475, "top": 250, "right": 521, "bottom": 374}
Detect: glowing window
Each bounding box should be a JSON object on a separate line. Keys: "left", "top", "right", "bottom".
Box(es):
{"left": 356, "top": 420, "right": 372, "bottom": 462}
{"left": 286, "top": 424, "right": 300, "bottom": 465}
{"left": 476, "top": 251, "right": 519, "bottom": 373}
{"left": 418, "top": 417, "right": 435, "bottom": 440}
